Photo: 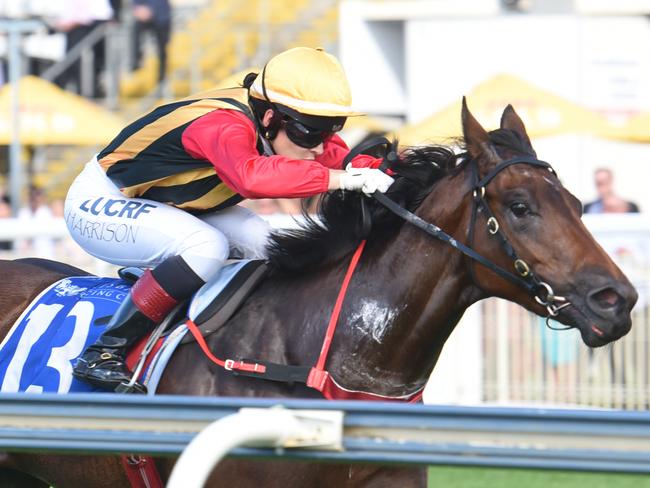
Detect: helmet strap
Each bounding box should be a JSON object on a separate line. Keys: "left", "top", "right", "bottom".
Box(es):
{"left": 259, "top": 65, "right": 283, "bottom": 140}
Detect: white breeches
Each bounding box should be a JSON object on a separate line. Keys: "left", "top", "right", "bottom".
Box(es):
{"left": 64, "top": 158, "right": 270, "bottom": 282}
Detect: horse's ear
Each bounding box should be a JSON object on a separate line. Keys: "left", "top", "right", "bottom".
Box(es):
{"left": 500, "top": 104, "right": 535, "bottom": 154}
{"left": 462, "top": 97, "right": 499, "bottom": 164}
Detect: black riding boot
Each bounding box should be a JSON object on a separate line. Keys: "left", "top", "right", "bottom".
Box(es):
{"left": 72, "top": 293, "right": 155, "bottom": 393}
{"left": 73, "top": 259, "right": 203, "bottom": 393}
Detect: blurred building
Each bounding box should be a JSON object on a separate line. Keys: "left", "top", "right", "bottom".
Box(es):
{"left": 339, "top": 0, "right": 650, "bottom": 210}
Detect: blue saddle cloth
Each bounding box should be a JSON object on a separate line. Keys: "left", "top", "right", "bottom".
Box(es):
{"left": 0, "top": 261, "right": 256, "bottom": 395}
{"left": 0, "top": 277, "right": 129, "bottom": 393}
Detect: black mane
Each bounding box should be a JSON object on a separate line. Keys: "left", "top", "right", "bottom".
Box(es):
{"left": 267, "top": 144, "right": 456, "bottom": 273}
{"left": 267, "top": 129, "right": 529, "bottom": 273}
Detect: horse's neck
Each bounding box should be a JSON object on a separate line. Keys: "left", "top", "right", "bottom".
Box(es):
{"left": 326, "top": 172, "right": 480, "bottom": 396}
{"left": 185, "top": 171, "right": 480, "bottom": 399}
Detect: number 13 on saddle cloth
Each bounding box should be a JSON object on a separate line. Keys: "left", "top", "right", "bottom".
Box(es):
{"left": 0, "top": 277, "right": 135, "bottom": 394}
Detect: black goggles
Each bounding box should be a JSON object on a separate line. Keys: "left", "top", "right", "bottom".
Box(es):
{"left": 283, "top": 117, "right": 334, "bottom": 149}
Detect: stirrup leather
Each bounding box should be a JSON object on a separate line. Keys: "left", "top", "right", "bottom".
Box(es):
{"left": 117, "top": 302, "right": 186, "bottom": 394}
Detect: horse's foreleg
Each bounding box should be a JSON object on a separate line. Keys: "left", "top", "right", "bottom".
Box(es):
{"left": 0, "top": 467, "right": 49, "bottom": 488}
{"left": 0, "top": 453, "right": 49, "bottom": 488}
{"left": 355, "top": 466, "right": 427, "bottom": 487}
{"left": 2, "top": 453, "right": 131, "bottom": 488}
{"left": 179, "top": 459, "right": 427, "bottom": 488}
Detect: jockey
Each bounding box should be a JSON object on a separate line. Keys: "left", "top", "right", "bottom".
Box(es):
{"left": 64, "top": 46, "right": 394, "bottom": 392}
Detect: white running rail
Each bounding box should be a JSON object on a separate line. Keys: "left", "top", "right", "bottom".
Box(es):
{"left": 167, "top": 407, "right": 343, "bottom": 488}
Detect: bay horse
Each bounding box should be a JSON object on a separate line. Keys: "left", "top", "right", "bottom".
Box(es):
{"left": 0, "top": 101, "right": 637, "bottom": 487}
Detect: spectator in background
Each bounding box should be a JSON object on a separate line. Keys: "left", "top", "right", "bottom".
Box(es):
{"left": 109, "top": 0, "right": 123, "bottom": 20}
{"left": 0, "top": 195, "right": 13, "bottom": 251}
{"left": 17, "top": 186, "right": 55, "bottom": 258}
{"left": 50, "top": 197, "right": 82, "bottom": 262}
{"left": 583, "top": 168, "right": 640, "bottom": 214}
{"left": 52, "top": 0, "right": 114, "bottom": 97}
{"left": 131, "top": 0, "right": 172, "bottom": 86}
{"left": 582, "top": 168, "right": 641, "bottom": 384}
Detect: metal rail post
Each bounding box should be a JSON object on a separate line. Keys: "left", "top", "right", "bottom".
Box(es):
{"left": 167, "top": 407, "right": 343, "bottom": 488}
{"left": 0, "top": 19, "right": 42, "bottom": 216}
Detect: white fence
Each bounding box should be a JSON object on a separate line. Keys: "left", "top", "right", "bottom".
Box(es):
{"left": 426, "top": 213, "right": 650, "bottom": 410}
{"left": 482, "top": 297, "right": 650, "bottom": 410}
{"left": 0, "top": 213, "right": 302, "bottom": 275}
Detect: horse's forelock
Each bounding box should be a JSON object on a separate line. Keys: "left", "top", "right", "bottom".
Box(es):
{"left": 488, "top": 128, "right": 536, "bottom": 157}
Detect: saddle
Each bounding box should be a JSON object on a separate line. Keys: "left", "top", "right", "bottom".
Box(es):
{"left": 116, "top": 260, "right": 268, "bottom": 392}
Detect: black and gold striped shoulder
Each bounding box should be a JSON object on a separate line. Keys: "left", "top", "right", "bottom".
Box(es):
{"left": 97, "top": 88, "right": 261, "bottom": 213}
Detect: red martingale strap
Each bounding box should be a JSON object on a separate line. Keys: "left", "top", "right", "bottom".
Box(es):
{"left": 186, "top": 318, "right": 267, "bottom": 374}
{"left": 125, "top": 334, "right": 165, "bottom": 372}
{"left": 313, "top": 240, "right": 367, "bottom": 372}
{"left": 306, "top": 239, "right": 424, "bottom": 403}
{"left": 186, "top": 239, "right": 424, "bottom": 403}
{"left": 122, "top": 337, "right": 167, "bottom": 488}
{"left": 311, "top": 370, "right": 424, "bottom": 403}
{"left": 121, "top": 455, "right": 163, "bottom": 488}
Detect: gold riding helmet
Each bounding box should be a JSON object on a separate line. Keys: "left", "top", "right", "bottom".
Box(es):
{"left": 249, "top": 47, "right": 362, "bottom": 147}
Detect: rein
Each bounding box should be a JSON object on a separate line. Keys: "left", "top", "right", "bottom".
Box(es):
{"left": 374, "top": 190, "right": 538, "bottom": 294}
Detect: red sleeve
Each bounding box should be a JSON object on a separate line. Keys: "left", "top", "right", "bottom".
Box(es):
{"left": 181, "top": 110, "right": 332, "bottom": 199}
{"left": 317, "top": 134, "right": 382, "bottom": 169}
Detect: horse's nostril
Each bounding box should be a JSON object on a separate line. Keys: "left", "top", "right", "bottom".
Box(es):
{"left": 590, "top": 288, "right": 621, "bottom": 310}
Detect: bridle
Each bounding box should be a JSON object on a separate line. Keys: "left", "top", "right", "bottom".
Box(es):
{"left": 465, "top": 155, "right": 572, "bottom": 319}
{"left": 354, "top": 138, "right": 573, "bottom": 323}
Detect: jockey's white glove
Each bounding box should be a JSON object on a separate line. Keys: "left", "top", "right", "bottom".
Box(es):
{"left": 339, "top": 164, "right": 395, "bottom": 195}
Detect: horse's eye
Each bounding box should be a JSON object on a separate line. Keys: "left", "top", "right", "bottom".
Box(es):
{"left": 510, "top": 202, "right": 530, "bottom": 217}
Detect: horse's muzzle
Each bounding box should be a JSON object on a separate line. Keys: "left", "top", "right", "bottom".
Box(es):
{"left": 587, "top": 284, "right": 637, "bottom": 320}
{"left": 569, "top": 277, "right": 638, "bottom": 346}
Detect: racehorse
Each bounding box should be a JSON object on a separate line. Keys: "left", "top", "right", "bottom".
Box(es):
{"left": 0, "top": 101, "right": 637, "bottom": 487}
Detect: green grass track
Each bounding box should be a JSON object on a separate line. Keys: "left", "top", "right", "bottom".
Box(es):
{"left": 428, "top": 466, "right": 650, "bottom": 487}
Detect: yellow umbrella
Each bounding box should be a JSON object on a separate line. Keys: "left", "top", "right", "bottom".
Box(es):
{"left": 397, "top": 73, "right": 611, "bottom": 146}
{"left": 0, "top": 76, "right": 125, "bottom": 145}
{"left": 611, "top": 112, "right": 650, "bottom": 142}
{"left": 170, "top": 69, "right": 257, "bottom": 105}
{"left": 214, "top": 69, "right": 256, "bottom": 89}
